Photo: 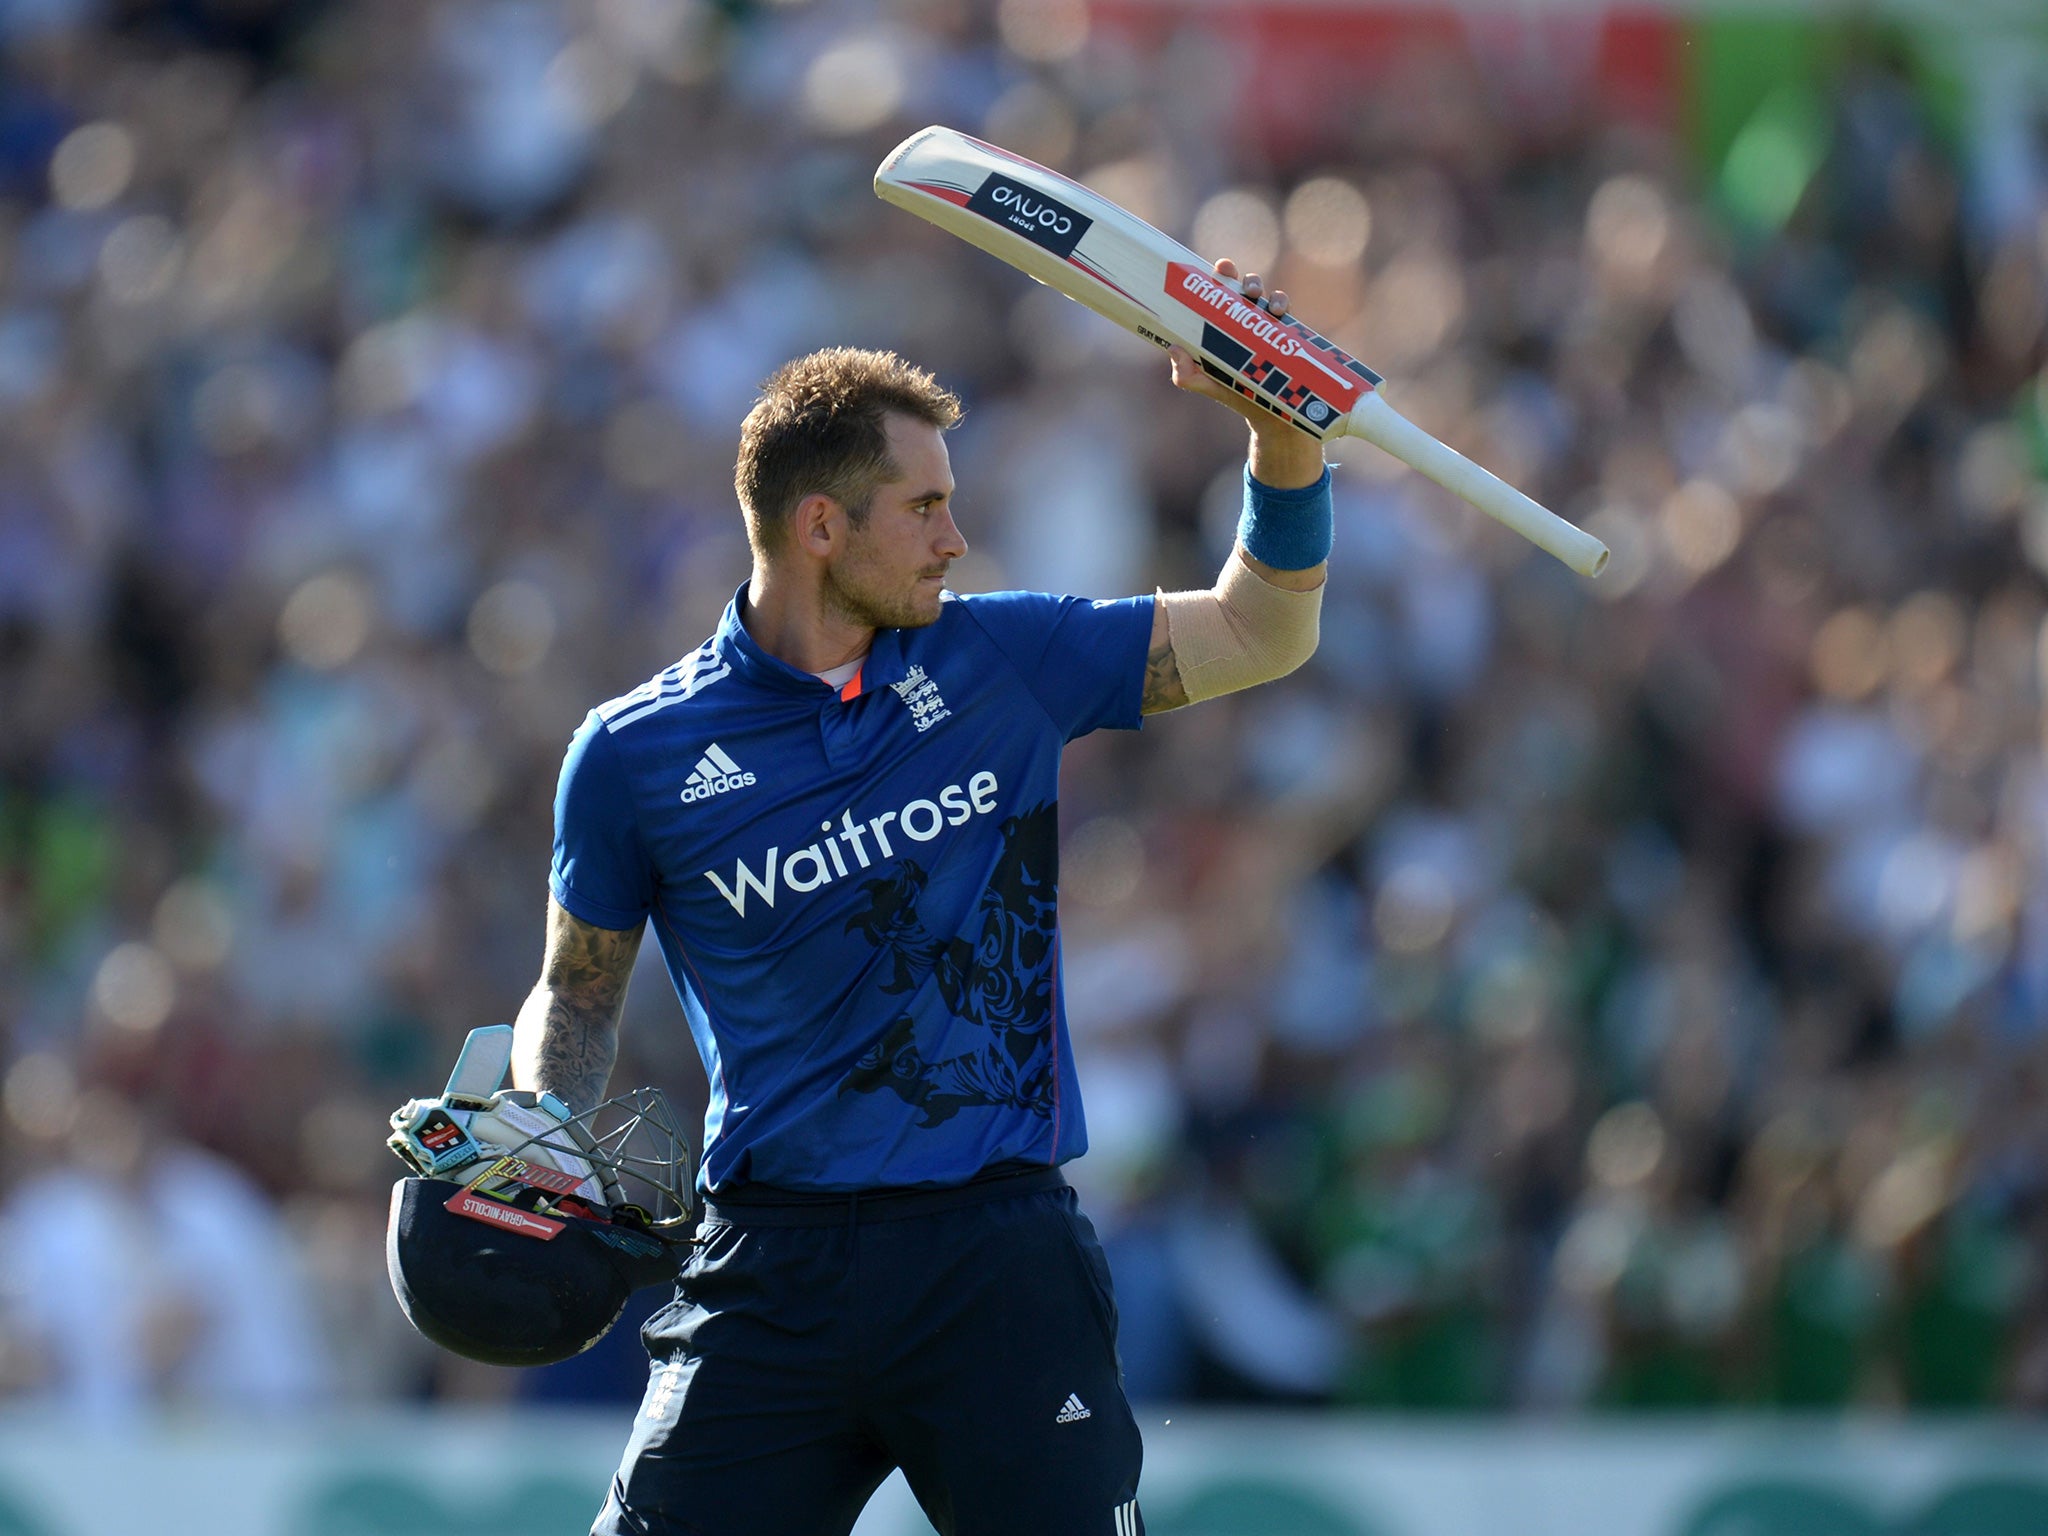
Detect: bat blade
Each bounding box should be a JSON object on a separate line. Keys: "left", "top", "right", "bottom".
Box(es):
{"left": 875, "top": 127, "right": 1373, "bottom": 438}
{"left": 875, "top": 126, "right": 1608, "bottom": 578}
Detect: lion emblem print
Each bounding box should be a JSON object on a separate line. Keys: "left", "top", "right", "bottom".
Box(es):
{"left": 839, "top": 803, "right": 1060, "bottom": 1125}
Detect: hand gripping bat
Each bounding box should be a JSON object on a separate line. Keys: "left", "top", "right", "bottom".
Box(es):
{"left": 875, "top": 127, "right": 1607, "bottom": 578}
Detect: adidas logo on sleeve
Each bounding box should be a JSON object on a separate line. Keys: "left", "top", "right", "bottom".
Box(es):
{"left": 680, "top": 743, "right": 756, "bottom": 804}
{"left": 1055, "top": 1393, "right": 1092, "bottom": 1424}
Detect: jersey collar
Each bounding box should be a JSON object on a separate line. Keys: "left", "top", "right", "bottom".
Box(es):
{"left": 716, "top": 586, "right": 915, "bottom": 700}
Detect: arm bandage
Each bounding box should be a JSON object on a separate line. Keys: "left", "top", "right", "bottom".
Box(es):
{"left": 1157, "top": 552, "right": 1323, "bottom": 704}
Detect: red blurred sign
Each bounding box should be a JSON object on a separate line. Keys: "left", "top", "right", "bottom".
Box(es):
{"left": 1089, "top": 4, "right": 1681, "bottom": 160}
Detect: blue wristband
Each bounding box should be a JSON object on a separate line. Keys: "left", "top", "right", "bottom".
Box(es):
{"left": 1237, "top": 465, "right": 1334, "bottom": 570}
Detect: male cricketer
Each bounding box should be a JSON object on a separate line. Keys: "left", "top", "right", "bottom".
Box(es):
{"left": 518, "top": 262, "right": 1331, "bottom": 1536}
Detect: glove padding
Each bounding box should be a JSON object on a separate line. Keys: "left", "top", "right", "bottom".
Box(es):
{"left": 389, "top": 1087, "right": 605, "bottom": 1206}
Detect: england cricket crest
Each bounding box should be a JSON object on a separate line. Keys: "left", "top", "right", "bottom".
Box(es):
{"left": 890, "top": 664, "right": 952, "bottom": 733}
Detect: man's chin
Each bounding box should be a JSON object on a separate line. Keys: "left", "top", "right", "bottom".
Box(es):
{"left": 831, "top": 568, "right": 951, "bottom": 631}
{"left": 894, "top": 586, "right": 948, "bottom": 628}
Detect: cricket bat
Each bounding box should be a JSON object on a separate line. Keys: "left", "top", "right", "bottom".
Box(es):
{"left": 875, "top": 127, "right": 1608, "bottom": 578}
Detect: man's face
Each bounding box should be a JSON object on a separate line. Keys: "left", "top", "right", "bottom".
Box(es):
{"left": 822, "top": 414, "right": 968, "bottom": 631}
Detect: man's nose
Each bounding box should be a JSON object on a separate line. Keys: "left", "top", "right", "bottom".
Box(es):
{"left": 934, "top": 507, "right": 968, "bottom": 560}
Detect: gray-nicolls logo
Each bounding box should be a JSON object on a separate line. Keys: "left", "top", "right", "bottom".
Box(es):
{"left": 890, "top": 665, "right": 951, "bottom": 733}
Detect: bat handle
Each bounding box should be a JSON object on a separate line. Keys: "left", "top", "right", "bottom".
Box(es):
{"left": 1342, "top": 393, "right": 1609, "bottom": 577}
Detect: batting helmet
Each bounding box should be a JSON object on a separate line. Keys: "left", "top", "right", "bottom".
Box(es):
{"left": 383, "top": 1026, "right": 696, "bottom": 1366}
{"left": 386, "top": 1175, "right": 682, "bottom": 1366}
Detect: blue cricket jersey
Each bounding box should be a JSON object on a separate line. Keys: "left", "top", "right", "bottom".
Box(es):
{"left": 549, "top": 586, "right": 1154, "bottom": 1193}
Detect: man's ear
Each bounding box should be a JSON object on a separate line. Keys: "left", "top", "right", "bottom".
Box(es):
{"left": 791, "top": 492, "right": 844, "bottom": 558}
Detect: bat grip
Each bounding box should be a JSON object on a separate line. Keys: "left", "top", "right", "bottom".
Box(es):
{"left": 1344, "top": 394, "right": 1608, "bottom": 577}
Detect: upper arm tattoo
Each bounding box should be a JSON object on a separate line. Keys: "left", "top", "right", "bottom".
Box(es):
{"left": 514, "top": 901, "right": 644, "bottom": 1112}
{"left": 1140, "top": 606, "right": 1190, "bottom": 716}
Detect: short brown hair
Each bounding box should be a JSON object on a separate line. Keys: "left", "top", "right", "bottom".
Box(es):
{"left": 734, "top": 348, "right": 963, "bottom": 560}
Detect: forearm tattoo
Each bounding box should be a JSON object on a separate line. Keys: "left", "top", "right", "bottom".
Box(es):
{"left": 1140, "top": 626, "right": 1189, "bottom": 715}
{"left": 514, "top": 904, "right": 642, "bottom": 1113}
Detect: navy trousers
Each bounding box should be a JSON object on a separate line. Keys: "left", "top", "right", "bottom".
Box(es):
{"left": 591, "top": 1166, "right": 1146, "bottom": 1536}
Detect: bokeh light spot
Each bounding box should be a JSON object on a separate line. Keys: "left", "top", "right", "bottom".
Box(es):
{"left": 1587, "top": 1101, "right": 1666, "bottom": 1190}
{"left": 1955, "top": 423, "right": 2029, "bottom": 520}
{"left": 1585, "top": 174, "right": 1670, "bottom": 282}
{"left": 4, "top": 1053, "right": 78, "bottom": 1141}
{"left": 1716, "top": 403, "right": 1802, "bottom": 496}
{"left": 1373, "top": 863, "right": 1454, "bottom": 953}
{"left": 1361, "top": 252, "right": 1464, "bottom": 369}
{"left": 1953, "top": 848, "right": 2019, "bottom": 947}
{"left": 98, "top": 215, "right": 183, "bottom": 304}
{"left": 93, "top": 942, "right": 177, "bottom": 1033}
{"left": 1810, "top": 607, "right": 1888, "bottom": 701}
{"left": 50, "top": 122, "right": 136, "bottom": 210}
{"left": 997, "top": 0, "right": 1089, "bottom": 63}
{"left": 1556, "top": 1206, "right": 1635, "bottom": 1297}
{"left": 1849, "top": 307, "right": 1939, "bottom": 417}
{"left": 338, "top": 319, "right": 431, "bottom": 419}
{"left": 280, "top": 572, "right": 374, "bottom": 670}
{"left": 154, "top": 878, "right": 234, "bottom": 972}
{"left": 1659, "top": 479, "right": 1742, "bottom": 577}
{"left": 1889, "top": 591, "right": 1965, "bottom": 688}
{"left": 468, "top": 580, "right": 558, "bottom": 677}
{"left": 1854, "top": 1145, "right": 1949, "bottom": 1250}
{"left": 1191, "top": 189, "right": 1280, "bottom": 275}
{"left": 1583, "top": 506, "right": 1652, "bottom": 599}
{"left": 1064, "top": 817, "right": 1143, "bottom": 908}
{"left": 1284, "top": 176, "right": 1371, "bottom": 268}
{"left": 545, "top": 38, "right": 639, "bottom": 128}
{"left": 983, "top": 80, "right": 1078, "bottom": 170}
{"left": 803, "top": 37, "right": 905, "bottom": 136}
{"left": 193, "top": 362, "right": 288, "bottom": 456}
{"left": 1080, "top": 156, "right": 1185, "bottom": 238}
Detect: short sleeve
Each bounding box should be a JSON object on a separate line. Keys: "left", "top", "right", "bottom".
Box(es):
{"left": 956, "top": 591, "right": 1154, "bottom": 741}
{"left": 549, "top": 712, "right": 655, "bottom": 930}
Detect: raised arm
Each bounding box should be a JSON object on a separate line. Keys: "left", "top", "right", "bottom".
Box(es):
{"left": 1143, "top": 260, "right": 1328, "bottom": 716}
{"left": 512, "top": 898, "right": 645, "bottom": 1113}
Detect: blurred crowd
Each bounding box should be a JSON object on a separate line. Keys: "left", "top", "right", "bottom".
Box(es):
{"left": 2, "top": 0, "right": 2047, "bottom": 1418}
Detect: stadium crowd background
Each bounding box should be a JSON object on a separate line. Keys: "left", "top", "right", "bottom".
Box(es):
{"left": 1, "top": 0, "right": 2046, "bottom": 1422}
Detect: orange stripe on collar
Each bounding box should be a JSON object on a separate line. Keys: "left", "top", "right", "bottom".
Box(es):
{"left": 838, "top": 665, "right": 863, "bottom": 702}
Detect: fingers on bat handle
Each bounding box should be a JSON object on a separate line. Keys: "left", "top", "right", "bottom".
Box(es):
{"left": 1343, "top": 394, "right": 1610, "bottom": 577}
